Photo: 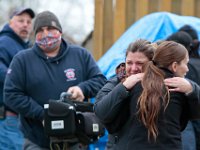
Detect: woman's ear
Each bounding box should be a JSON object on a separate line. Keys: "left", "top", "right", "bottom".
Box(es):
{"left": 171, "top": 62, "right": 177, "bottom": 73}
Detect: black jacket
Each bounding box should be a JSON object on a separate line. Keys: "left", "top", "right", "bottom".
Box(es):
{"left": 186, "top": 57, "right": 200, "bottom": 150}
{"left": 127, "top": 75, "right": 185, "bottom": 149}
{"left": 186, "top": 58, "right": 200, "bottom": 85}
{"left": 94, "top": 77, "right": 130, "bottom": 133}
{"left": 95, "top": 69, "right": 200, "bottom": 150}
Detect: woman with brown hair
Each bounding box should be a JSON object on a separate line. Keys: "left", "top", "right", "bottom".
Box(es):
{"left": 95, "top": 39, "right": 200, "bottom": 149}
{"left": 126, "top": 41, "right": 199, "bottom": 149}
{"left": 94, "top": 39, "right": 156, "bottom": 149}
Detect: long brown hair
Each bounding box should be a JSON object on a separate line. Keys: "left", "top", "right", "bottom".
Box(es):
{"left": 137, "top": 41, "right": 188, "bottom": 141}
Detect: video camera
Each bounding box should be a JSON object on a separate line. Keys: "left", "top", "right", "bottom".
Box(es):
{"left": 44, "top": 92, "right": 105, "bottom": 145}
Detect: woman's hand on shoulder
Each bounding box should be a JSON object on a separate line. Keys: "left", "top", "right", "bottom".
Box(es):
{"left": 122, "top": 73, "right": 144, "bottom": 90}
{"left": 164, "top": 77, "right": 193, "bottom": 94}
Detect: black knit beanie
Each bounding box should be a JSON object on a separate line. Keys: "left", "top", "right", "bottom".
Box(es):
{"left": 166, "top": 31, "right": 192, "bottom": 51}
{"left": 34, "top": 11, "right": 62, "bottom": 34}
{"left": 178, "top": 25, "right": 198, "bottom": 40}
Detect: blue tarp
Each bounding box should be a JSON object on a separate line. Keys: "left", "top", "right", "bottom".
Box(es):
{"left": 90, "top": 12, "right": 200, "bottom": 150}
{"left": 97, "top": 11, "right": 200, "bottom": 79}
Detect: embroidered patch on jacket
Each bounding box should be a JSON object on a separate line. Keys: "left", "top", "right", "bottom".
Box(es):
{"left": 64, "top": 68, "right": 76, "bottom": 81}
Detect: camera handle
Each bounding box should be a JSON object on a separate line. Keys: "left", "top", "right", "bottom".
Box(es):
{"left": 60, "top": 92, "right": 72, "bottom": 102}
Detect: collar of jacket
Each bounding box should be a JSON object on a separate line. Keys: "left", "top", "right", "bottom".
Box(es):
{"left": 159, "top": 67, "right": 175, "bottom": 78}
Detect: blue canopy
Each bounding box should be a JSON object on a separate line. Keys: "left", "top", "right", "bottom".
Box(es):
{"left": 97, "top": 12, "right": 200, "bottom": 79}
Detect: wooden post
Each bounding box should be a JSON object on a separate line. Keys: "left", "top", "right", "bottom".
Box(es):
{"left": 181, "top": 0, "right": 195, "bottom": 16}
{"left": 103, "top": 0, "right": 113, "bottom": 54}
{"left": 93, "top": 0, "right": 104, "bottom": 60}
{"left": 135, "top": 0, "right": 149, "bottom": 21}
{"left": 113, "top": 0, "right": 126, "bottom": 42}
{"left": 126, "top": 0, "right": 136, "bottom": 30}
{"left": 195, "top": 0, "right": 200, "bottom": 18}
{"left": 93, "top": 0, "right": 113, "bottom": 61}
{"left": 158, "top": 0, "right": 172, "bottom": 12}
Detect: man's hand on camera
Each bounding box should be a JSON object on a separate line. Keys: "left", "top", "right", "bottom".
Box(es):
{"left": 67, "top": 86, "right": 85, "bottom": 101}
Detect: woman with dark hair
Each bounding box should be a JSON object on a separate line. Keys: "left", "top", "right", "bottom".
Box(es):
{"left": 125, "top": 41, "right": 200, "bottom": 149}
{"left": 94, "top": 39, "right": 156, "bottom": 150}
{"left": 166, "top": 30, "right": 200, "bottom": 150}
{"left": 96, "top": 40, "right": 200, "bottom": 150}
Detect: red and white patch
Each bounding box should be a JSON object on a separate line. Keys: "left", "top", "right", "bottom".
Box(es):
{"left": 64, "top": 68, "right": 76, "bottom": 81}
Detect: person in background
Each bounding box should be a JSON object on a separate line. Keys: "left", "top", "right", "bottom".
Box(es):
{"left": 115, "top": 62, "right": 126, "bottom": 82}
{"left": 0, "top": 7, "right": 35, "bottom": 150}
{"left": 178, "top": 24, "right": 200, "bottom": 58}
{"left": 94, "top": 39, "right": 156, "bottom": 150}
{"left": 166, "top": 29, "right": 200, "bottom": 150}
{"left": 3, "top": 10, "right": 106, "bottom": 150}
